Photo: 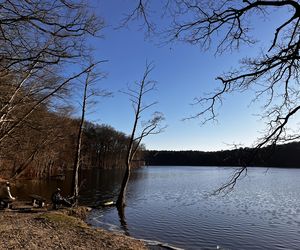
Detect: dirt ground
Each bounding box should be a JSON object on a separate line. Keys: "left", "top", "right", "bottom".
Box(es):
{"left": 0, "top": 206, "right": 147, "bottom": 250}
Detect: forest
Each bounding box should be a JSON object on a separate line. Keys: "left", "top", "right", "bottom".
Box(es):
{"left": 0, "top": 98, "right": 143, "bottom": 180}
{"left": 145, "top": 142, "right": 300, "bottom": 168}
{"left": 0, "top": 1, "right": 148, "bottom": 182}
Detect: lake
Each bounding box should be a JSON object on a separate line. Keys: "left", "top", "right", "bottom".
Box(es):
{"left": 14, "top": 166, "right": 300, "bottom": 250}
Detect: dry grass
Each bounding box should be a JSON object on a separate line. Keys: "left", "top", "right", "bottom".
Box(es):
{"left": 0, "top": 207, "right": 147, "bottom": 250}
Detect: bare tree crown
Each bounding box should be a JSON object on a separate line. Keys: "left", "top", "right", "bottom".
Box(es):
{"left": 122, "top": 0, "right": 300, "bottom": 192}
{"left": 126, "top": 0, "right": 300, "bottom": 146}
{"left": 0, "top": 0, "right": 103, "bottom": 144}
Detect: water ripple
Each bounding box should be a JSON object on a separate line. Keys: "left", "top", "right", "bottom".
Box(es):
{"left": 88, "top": 167, "right": 300, "bottom": 250}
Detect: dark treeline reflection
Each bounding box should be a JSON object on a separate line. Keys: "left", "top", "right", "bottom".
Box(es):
{"left": 78, "top": 168, "right": 125, "bottom": 205}
{"left": 13, "top": 169, "right": 125, "bottom": 205}
{"left": 145, "top": 142, "right": 300, "bottom": 168}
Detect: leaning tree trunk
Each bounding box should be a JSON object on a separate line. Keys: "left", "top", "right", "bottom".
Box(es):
{"left": 116, "top": 63, "right": 162, "bottom": 214}
{"left": 116, "top": 86, "right": 140, "bottom": 209}
{"left": 116, "top": 160, "right": 131, "bottom": 208}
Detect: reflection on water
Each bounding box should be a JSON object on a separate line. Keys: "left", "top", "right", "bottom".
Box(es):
{"left": 13, "top": 166, "right": 300, "bottom": 250}
{"left": 13, "top": 168, "right": 125, "bottom": 205}
{"left": 89, "top": 166, "right": 300, "bottom": 250}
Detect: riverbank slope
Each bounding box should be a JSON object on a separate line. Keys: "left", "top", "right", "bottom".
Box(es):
{"left": 0, "top": 207, "right": 146, "bottom": 249}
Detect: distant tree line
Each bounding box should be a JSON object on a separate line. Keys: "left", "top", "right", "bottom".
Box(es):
{"left": 145, "top": 142, "right": 300, "bottom": 168}
{"left": 83, "top": 122, "right": 144, "bottom": 171}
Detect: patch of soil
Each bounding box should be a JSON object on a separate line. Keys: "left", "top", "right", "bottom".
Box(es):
{"left": 0, "top": 207, "right": 147, "bottom": 250}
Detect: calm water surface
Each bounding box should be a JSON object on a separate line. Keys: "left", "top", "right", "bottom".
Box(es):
{"left": 14, "top": 166, "right": 300, "bottom": 250}
{"left": 87, "top": 166, "right": 300, "bottom": 250}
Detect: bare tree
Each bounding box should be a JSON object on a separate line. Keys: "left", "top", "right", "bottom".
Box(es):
{"left": 0, "top": 0, "right": 102, "bottom": 70}
{"left": 118, "top": 0, "right": 156, "bottom": 35}
{"left": 125, "top": 0, "right": 300, "bottom": 192}
{"left": 71, "top": 62, "right": 110, "bottom": 201}
{"left": 72, "top": 68, "right": 92, "bottom": 200}
{"left": 0, "top": 0, "right": 103, "bottom": 145}
{"left": 116, "top": 63, "right": 165, "bottom": 210}
{"left": 0, "top": 0, "right": 104, "bottom": 178}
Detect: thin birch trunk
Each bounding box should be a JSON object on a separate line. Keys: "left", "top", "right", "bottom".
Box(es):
{"left": 72, "top": 70, "right": 90, "bottom": 200}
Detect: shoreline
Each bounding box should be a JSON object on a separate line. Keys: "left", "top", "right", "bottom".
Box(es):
{"left": 0, "top": 205, "right": 147, "bottom": 250}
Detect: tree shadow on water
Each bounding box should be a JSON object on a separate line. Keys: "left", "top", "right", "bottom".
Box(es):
{"left": 117, "top": 205, "right": 130, "bottom": 236}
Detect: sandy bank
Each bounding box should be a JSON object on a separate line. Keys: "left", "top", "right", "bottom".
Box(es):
{"left": 0, "top": 206, "right": 147, "bottom": 250}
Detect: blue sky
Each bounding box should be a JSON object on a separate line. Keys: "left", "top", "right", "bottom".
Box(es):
{"left": 81, "top": 0, "right": 291, "bottom": 151}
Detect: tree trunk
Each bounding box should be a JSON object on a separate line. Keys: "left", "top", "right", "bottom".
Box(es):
{"left": 115, "top": 63, "right": 163, "bottom": 226}
{"left": 116, "top": 161, "right": 130, "bottom": 208}
{"left": 72, "top": 130, "right": 83, "bottom": 199}
{"left": 71, "top": 71, "right": 90, "bottom": 200}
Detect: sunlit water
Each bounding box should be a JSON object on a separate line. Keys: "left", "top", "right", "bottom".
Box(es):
{"left": 87, "top": 166, "right": 300, "bottom": 250}
{"left": 13, "top": 166, "right": 300, "bottom": 250}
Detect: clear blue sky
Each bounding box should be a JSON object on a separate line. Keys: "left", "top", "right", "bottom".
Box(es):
{"left": 82, "top": 0, "right": 290, "bottom": 151}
